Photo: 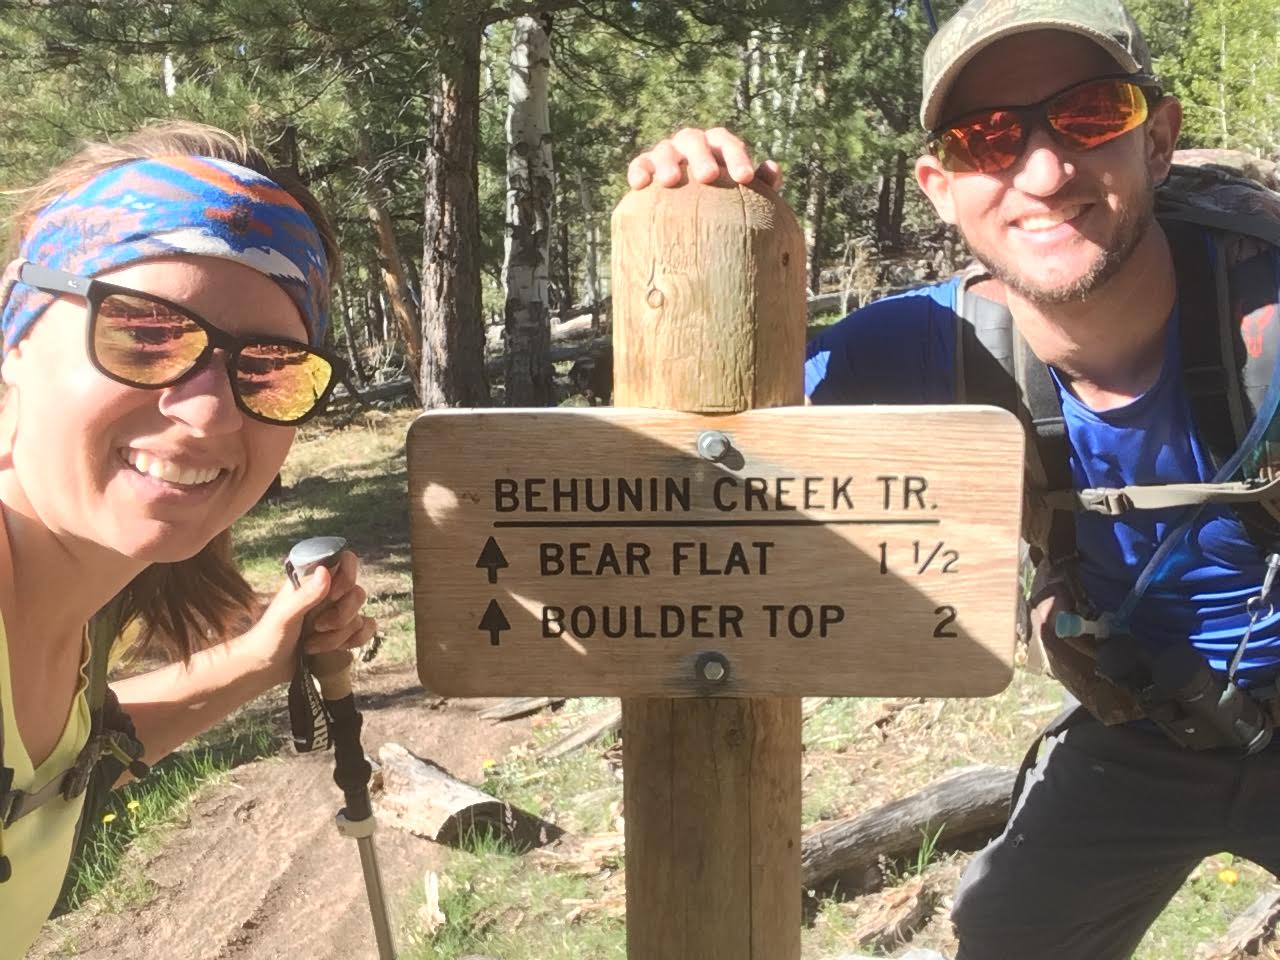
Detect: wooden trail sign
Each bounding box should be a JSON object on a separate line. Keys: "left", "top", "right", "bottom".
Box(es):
{"left": 406, "top": 176, "right": 1025, "bottom": 960}
{"left": 408, "top": 404, "right": 1023, "bottom": 698}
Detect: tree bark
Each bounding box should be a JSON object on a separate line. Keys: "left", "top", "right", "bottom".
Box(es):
{"left": 578, "top": 170, "right": 602, "bottom": 330}
{"left": 364, "top": 273, "right": 385, "bottom": 345}
{"left": 804, "top": 152, "right": 827, "bottom": 294}
{"left": 358, "top": 127, "right": 422, "bottom": 398}
{"left": 875, "top": 160, "right": 893, "bottom": 248}
{"left": 375, "top": 742, "right": 558, "bottom": 849}
{"left": 333, "top": 272, "right": 367, "bottom": 386}
{"left": 890, "top": 150, "right": 908, "bottom": 249}
{"left": 801, "top": 765, "right": 1015, "bottom": 894}
{"left": 557, "top": 184, "right": 573, "bottom": 317}
{"left": 421, "top": 21, "right": 490, "bottom": 408}
{"left": 501, "top": 14, "right": 556, "bottom": 406}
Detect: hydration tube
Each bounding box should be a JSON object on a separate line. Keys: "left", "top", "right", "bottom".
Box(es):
{"left": 1113, "top": 245, "right": 1280, "bottom": 632}
{"left": 920, "top": 0, "right": 939, "bottom": 34}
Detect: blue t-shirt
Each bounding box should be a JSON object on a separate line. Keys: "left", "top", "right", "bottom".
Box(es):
{"left": 805, "top": 277, "right": 1280, "bottom": 686}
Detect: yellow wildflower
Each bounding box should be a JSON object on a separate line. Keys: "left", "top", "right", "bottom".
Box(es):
{"left": 101, "top": 812, "right": 117, "bottom": 824}
{"left": 1218, "top": 867, "right": 1239, "bottom": 885}
{"left": 482, "top": 758, "right": 497, "bottom": 770}
{"left": 127, "top": 800, "right": 141, "bottom": 813}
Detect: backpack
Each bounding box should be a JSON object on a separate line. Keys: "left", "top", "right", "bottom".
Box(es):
{"left": 956, "top": 159, "right": 1280, "bottom": 724}
{"left": 0, "top": 597, "right": 148, "bottom": 883}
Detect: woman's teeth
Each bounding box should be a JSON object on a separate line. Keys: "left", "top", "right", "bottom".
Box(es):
{"left": 125, "top": 450, "right": 222, "bottom": 487}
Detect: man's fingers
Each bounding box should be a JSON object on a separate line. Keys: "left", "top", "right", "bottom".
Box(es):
{"left": 703, "top": 127, "right": 757, "bottom": 183}
{"left": 627, "top": 153, "right": 656, "bottom": 190}
{"left": 649, "top": 139, "right": 692, "bottom": 186}
{"left": 756, "top": 159, "right": 784, "bottom": 190}
{"left": 628, "top": 127, "right": 775, "bottom": 191}
{"left": 671, "top": 127, "right": 725, "bottom": 183}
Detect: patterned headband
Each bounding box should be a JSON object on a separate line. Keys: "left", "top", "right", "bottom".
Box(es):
{"left": 0, "top": 155, "right": 330, "bottom": 354}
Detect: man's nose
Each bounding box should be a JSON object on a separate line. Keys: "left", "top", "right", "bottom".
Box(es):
{"left": 1010, "top": 126, "right": 1076, "bottom": 197}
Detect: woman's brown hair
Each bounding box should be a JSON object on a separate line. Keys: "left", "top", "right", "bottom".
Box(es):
{"left": 5, "top": 120, "right": 341, "bottom": 660}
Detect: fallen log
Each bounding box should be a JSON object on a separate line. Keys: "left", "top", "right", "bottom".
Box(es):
{"left": 1195, "top": 888, "right": 1280, "bottom": 960}
{"left": 808, "top": 291, "right": 851, "bottom": 317}
{"left": 846, "top": 874, "right": 938, "bottom": 953}
{"left": 328, "top": 376, "right": 414, "bottom": 407}
{"left": 374, "top": 742, "right": 562, "bottom": 849}
{"left": 802, "top": 697, "right": 833, "bottom": 721}
{"left": 801, "top": 764, "right": 1014, "bottom": 894}
{"left": 478, "top": 696, "right": 564, "bottom": 721}
{"left": 550, "top": 315, "right": 600, "bottom": 341}
{"left": 539, "top": 703, "right": 622, "bottom": 760}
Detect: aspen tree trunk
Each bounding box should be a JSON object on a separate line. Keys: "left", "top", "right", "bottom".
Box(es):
{"left": 803, "top": 53, "right": 828, "bottom": 294}
{"left": 780, "top": 46, "right": 807, "bottom": 158}
{"left": 421, "top": 23, "right": 490, "bottom": 407}
{"left": 501, "top": 14, "right": 555, "bottom": 406}
{"left": 557, "top": 181, "right": 574, "bottom": 317}
{"left": 365, "top": 279, "right": 385, "bottom": 345}
{"left": 735, "top": 41, "right": 753, "bottom": 115}
{"left": 163, "top": 54, "right": 176, "bottom": 97}
{"left": 1217, "top": 3, "right": 1230, "bottom": 145}
{"left": 747, "top": 29, "right": 764, "bottom": 126}
{"left": 804, "top": 155, "right": 827, "bottom": 294}
{"left": 766, "top": 27, "right": 785, "bottom": 157}
{"left": 578, "top": 170, "right": 602, "bottom": 330}
{"left": 358, "top": 128, "right": 422, "bottom": 397}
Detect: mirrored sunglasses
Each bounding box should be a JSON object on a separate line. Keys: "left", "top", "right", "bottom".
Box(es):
{"left": 928, "top": 75, "right": 1159, "bottom": 175}
{"left": 17, "top": 261, "right": 343, "bottom": 426}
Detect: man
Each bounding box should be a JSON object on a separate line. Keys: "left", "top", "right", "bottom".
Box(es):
{"left": 630, "top": 2, "right": 1280, "bottom": 958}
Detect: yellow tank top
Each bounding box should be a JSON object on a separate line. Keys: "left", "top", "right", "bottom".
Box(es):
{"left": 0, "top": 618, "right": 91, "bottom": 959}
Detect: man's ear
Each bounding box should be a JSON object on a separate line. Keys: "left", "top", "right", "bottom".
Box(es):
{"left": 1146, "top": 95, "right": 1182, "bottom": 184}
{"left": 916, "top": 154, "right": 958, "bottom": 225}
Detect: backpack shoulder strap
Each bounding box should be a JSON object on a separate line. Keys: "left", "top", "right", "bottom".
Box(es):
{"left": 0, "top": 597, "right": 139, "bottom": 840}
{"left": 1164, "top": 217, "right": 1280, "bottom": 549}
{"left": 955, "top": 272, "right": 1076, "bottom": 566}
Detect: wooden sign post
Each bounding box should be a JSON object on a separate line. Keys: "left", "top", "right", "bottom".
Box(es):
{"left": 611, "top": 176, "right": 806, "bottom": 960}
{"left": 406, "top": 179, "right": 1024, "bottom": 958}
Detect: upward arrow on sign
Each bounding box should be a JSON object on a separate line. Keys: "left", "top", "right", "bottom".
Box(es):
{"left": 476, "top": 536, "right": 509, "bottom": 584}
{"left": 478, "top": 600, "right": 511, "bottom": 646}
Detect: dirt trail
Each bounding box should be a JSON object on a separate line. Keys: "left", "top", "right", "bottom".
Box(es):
{"left": 32, "top": 663, "right": 536, "bottom": 960}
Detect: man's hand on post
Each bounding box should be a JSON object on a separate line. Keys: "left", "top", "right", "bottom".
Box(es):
{"left": 627, "top": 127, "right": 783, "bottom": 191}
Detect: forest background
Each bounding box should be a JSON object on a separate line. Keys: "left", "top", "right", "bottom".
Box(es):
{"left": 0, "top": 0, "right": 1276, "bottom": 406}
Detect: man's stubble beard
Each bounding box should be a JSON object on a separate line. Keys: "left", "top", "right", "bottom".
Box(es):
{"left": 961, "top": 179, "right": 1156, "bottom": 305}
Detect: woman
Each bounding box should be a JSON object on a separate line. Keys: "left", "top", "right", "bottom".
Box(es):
{"left": 0, "top": 121, "right": 376, "bottom": 953}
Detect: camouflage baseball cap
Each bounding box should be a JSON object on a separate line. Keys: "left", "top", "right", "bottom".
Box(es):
{"left": 920, "top": 0, "right": 1153, "bottom": 130}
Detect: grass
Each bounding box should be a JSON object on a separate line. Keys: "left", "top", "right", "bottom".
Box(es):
{"left": 399, "top": 831, "right": 625, "bottom": 960}
{"left": 480, "top": 697, "right": 623, "bottom": 836}
{"left": 1138, "top": 855, "right": 1275, "bottom": 960}
{"left": 58, "top": 707, "right": 278, "bottom": 913}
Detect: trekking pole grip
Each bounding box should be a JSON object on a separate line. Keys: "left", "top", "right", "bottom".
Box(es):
{"left": 285, "top": 536, "right": 354, "bottom": 700}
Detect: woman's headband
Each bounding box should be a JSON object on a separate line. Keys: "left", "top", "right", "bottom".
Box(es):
{"left": 0, "top": 155, "right": 330, "bottom": 354}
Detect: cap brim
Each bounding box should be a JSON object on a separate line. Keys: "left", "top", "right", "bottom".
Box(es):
{"left": 920, "top": 22, "right": 1142, "bottom": 130}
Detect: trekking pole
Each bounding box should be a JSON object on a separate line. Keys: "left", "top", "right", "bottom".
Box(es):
{"left": 286, "top": 537, "right": 396, "bottom": 960}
